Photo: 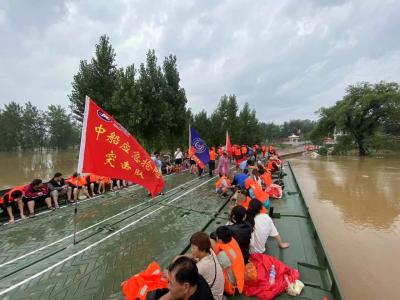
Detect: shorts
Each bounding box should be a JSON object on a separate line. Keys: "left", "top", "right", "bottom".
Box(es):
{"left": 23, "top": 194, "right": 50, "bottom": 204}
{"left": 190, "top": 159, "right": 196, "bottom": 165}
{"left": 175, "top": 158, "right": 182, "bottom": 165}
{"left": 4, "top": 200, "right": 16, "bottom": 208}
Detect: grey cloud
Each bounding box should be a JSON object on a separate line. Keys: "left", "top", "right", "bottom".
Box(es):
{"left": 0, "top": 0, "right": 399, "bottom": 123}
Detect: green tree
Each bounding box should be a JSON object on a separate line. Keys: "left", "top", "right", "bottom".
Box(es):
{"left": 259, "top": 122, "right": 281, "bottom": 144}
{"left": 192, "top": 110, "right": 212, "bottom": 144}
{"left": 162, "top": 55, "right": 188, "bottom": 151}
{"left": 0, "top": 102, "right": 23, "bottom": 151}
{"left": 237, "top": 102, "right": 260, "bottom": 145}
{"left": 20, "top": 102, "right": 46, "bottom": 149}
{"left": 136, "top": 49, "right": 169, "bottom": 149}
{"left": 69, "top": 35, "right": 118, "bottom": 120}
{"left": 46, "top": 105, "right": 77, "bottom": 149}
{"left": 312, "top": 81, "right": 400, "bottom": 156}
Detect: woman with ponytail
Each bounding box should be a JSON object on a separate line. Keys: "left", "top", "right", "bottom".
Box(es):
{"left": 246, "top": 199, "right": 289, "bottom": 254}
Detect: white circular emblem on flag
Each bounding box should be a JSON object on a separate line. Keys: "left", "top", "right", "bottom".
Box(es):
{"left": 97, "top": 110, "right": 112, "bottom": 122}
{"left": 193, "top": 138, "right": 206, "bottom": 153}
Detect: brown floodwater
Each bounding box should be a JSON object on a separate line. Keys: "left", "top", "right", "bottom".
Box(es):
{"left": 290, "top": 154, "right": 400, "bottom": 300}
{"left": 0, "top": 150, "right": 78, "bottom": 190}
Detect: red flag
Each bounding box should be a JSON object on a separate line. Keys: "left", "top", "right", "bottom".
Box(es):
{"left": 226, "top": 131, "right": 232, "bottom": 155}
{"left": 77, "top": 96, "right": 165, "bottom": 196}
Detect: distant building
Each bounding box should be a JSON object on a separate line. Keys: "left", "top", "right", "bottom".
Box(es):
{"left": 288, "top": 134, "right": 300, "bottom": 143}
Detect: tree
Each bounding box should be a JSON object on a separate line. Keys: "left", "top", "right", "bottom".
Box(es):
{"left": 0, "top": 102, "right": 23, "bottom": 151}
{"left": 162, "top": 55, "right": 188, "bottom": 151}
{"left": 136, "top": 49, "right": 169, "bottom": 149}
{"left": 237, "top": 102, "right": 260, "bottom": 145}
{"left": 192, "top": 110, "right": 212, "bottom": 144}
{"left": 69, "top": 35, "right": 118, "bottom": 120}
{"left": 312, "top": 81, "right": 400, "bottom": 155}
{"left": 46, "top": 105, "right": 78, "bottom": 149}
{"left": 20, "top": 102, "right": 46, "bottom": 149}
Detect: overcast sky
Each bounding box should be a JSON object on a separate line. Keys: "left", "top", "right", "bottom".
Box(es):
{"left": 0, "top": 0, "right": 399, "bottom": 123}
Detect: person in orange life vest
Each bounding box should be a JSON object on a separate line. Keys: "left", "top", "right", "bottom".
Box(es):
{"left": 240, "top": 145, "right": 247, "bottom": 157}
{"left": 153, "top": 256, "right": 214, "bottom": 300}
{"left": 211, "top": 226, "right": 245, "bottom": 295}
{"left": 88, "top": 173, "right": 104, "bottom": 196}
{"left": 236, "top": 190, "right": 267, "bottom": 214}
{"left": 47, "top": 172, "right": 68, "bottom": 208}
{"left": 267, "top": 156, "right": 280, "bottom": 173}
{"left": 23, "top": 179, "right": 52, "bottom": 217}
{"left": 259, "top": 167, "right": 272, "bottom": 188}
{"left": 245, "top": 171, "right": 270, "bottom": 210}
{"left": 0, "top": 186, "right": 25, "bottom": 223}
{"left": 189, "top": 232, "right": 224, "bottom": 300}
{"left": 246, "top": 199, "right": 289, "bottom": 253}
{"left": 261, "top": 145, "right": 267, "bottom": 157}
{"left": 208, "top": 147, "right": 216, "bottom": 177}
{"left": 66, "top": 172, "right": 91, "bottom": 202}
{"left": 215, "top": 174, "right": 232, "bottom": 196}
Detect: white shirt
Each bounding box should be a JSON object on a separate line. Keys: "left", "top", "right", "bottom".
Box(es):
{"left": 196, "top": 250, "right": 224, "bottom": 300}
{"left": 174, "top": 151, "right": 183, "bottom": 159}
{"left": 250, "top": 213, "right": 279, "bottom": 254}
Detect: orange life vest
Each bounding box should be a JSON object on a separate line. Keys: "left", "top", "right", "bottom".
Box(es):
{"left": 215, "top": 176, "right": 231, "bottom": 189}
{"left": 241, "top": 146, "right": 247, "bottom": 155}
{"left": 209, "top": 149, "right": 216, "bottom": 161}
{"left": 67, "top": 175, "right": 87, "bottom": 187}
{"left": 122, "top": 261, "right": 168, "bottom": 300}
{"left": 234, "top": 147, "right": 241, "bottom": 156}
{"left": 261, "top": 145, "right": 266, "bottom": 153}
{"left": 245, "top": 178, "right": 269, "bottom": 202}
{"left": 238, "top": 196, "right": 267, "bottom": 214}
{"left": 89, "top": 174, "right": 100, "bottom": 183}
{"left": 261, "top": 171, "right": 272, "bottom": 187}
{"left": 214, "top": 238, "right": 245, "bottom": 295}
{"left": 0, "top": 186, "right": 25, "bottom": 204}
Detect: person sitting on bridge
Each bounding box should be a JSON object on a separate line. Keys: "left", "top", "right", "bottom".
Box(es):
{"left": 211, "top": 226, "right": 245, "bottom": 296}
{"left": 48, "top": 172, "right": 68, "bottom": 208}
{"left": 0, "top": 187, "right": 25, "bottom": 223}
{"left": 23, "top": 179, "right": 52, "bottom": 217}
{"left": 227, "top": 206, "right": 252, "bottom": 264}
{"left": 189, "top": 232, "right": 224, "bottom": 300}
{"left": 246, "top": 199, "right": 289, "bottom": 253}
{"left": 66, "top": 172, "right": 91, "bottom": 202}
{"left": 215, "top": 173, "right": 232, "bottom": 196}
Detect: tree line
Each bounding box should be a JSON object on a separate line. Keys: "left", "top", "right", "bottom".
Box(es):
{"left": 0, "top": 102, "right": 80, "bottom": 151}
{"left": 311, "top": 81, "right": 400, "bottom": 156}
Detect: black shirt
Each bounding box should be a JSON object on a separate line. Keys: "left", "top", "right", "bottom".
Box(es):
{"left": 189, "top": 275, "right": 214, "bottom": 300}
{"left": 228, "top": 222, "right": 252, "bottom": 264}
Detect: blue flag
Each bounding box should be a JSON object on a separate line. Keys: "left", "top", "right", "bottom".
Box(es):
{"left": 190, "top": 126, "right": 210, "bottom": 165}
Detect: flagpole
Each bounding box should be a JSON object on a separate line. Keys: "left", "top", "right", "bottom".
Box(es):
{"left": 74, "top": 96, "right": 90, "bottom": 245}
{"left": 188, "top": 124, "right": 191, "bottom": 151}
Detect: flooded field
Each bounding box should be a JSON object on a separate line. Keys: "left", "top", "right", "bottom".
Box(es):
{"left": 291, "top": 154, "right": 400, "bottom": 300}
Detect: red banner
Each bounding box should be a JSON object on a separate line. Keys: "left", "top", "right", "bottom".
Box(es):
{"left": 77, "top": 96, "right": 165, "bottom": 196}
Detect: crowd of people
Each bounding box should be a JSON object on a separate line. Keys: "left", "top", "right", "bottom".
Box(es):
{"left": 123, "top": 145, "right": 298, "bottom": 300}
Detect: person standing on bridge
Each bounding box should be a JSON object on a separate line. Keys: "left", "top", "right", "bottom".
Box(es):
{"left": 217, "top": 151, "right": 229, "bottom": 176}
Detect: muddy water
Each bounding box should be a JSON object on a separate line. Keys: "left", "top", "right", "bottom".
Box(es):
{"left": 290, "top": 155, "right": 400, "bottom": 300}
{"left": 0, "top": 150, "right": 78, "bottom": 189}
